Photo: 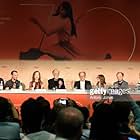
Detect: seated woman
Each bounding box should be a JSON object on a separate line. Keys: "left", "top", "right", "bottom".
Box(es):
{"left": 96, "top": 74, "right": 106, "bottom": 88}
{"left": 95, "top": 74, "right": 109, "bottom": 102}
{"left": 29, "top": 71, "right": 44, "bottom": 90}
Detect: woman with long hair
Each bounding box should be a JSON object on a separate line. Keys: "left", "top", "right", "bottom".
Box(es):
{"left": 29, "top": 71, "right": 44, "bottom": 90}
{"left": 96, "top": 74, "right": 106, "bottom": 88}
{"left": 29, "top": 1, "right": 79, "bottom": 60}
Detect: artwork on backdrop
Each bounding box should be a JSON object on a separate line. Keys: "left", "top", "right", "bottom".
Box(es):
{"left": 0, "top": 0, "right": 139, "bottom": 61}
{"left": 20, "top": 1, "right": 80, "bottom": 60}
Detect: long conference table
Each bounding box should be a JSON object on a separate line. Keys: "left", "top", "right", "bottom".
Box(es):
{"left": 0, "top": 89, "right": 140, "bottom": 116}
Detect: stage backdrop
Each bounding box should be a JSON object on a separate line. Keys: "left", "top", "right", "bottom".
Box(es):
{"left": 0, "top": 0, "right": 140, "bottom": 61}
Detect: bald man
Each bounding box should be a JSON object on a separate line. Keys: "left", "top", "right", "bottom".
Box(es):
{"left": 56, "top": 107, "right": 84, "bottom": 140}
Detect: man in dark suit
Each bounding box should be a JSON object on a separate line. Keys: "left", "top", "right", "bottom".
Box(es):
{"left": 113, "top": 72, "right": 128, "bottom": 89}
{"left": 5, "top": 70, "right": 21, "bottom": 90}
{"left": 74, "top": 71, "right": 92, "bottom": 90}
{"left": 48, "top": 69, "right": 65, "bottom": 90}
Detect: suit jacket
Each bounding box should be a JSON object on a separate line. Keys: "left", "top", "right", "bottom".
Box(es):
{"left": 5, "top": 79, "right": 21, "bottom": 89}
{"left": 113, "top": 80, "right": 128, "bottom": 89}
{"left": 48, "top": 78, "right": 65, "bottom": 89}
{"left": 74, "top": 80, "right": 92, "bottom": 90}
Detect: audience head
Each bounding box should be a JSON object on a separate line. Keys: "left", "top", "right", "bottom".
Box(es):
{"left": 36, "top": 96, "right": 50, "bottom": 111}
{"left": 90, "top": 103, "right": 120, "bottom": 140}
{"left": 79, "top": 71, "right": 86, "bottom": 81}
{"left": 36, "top": 96, "right": 51, "bottom": 130}
{"left": 11, "top": 70, "right": 18, "bottom": 81}
{"left": 111, "top": 101, "right": 130, "bottom": 123}
{"left": 32, "top": 71, "right": 41, "bottom": 82}
{"left": 0, "top": 97, "right": 13, "bottom": 121}
{"left": 67, "top": 98, "right": 78, "bottom": 108}
{"left": 0, "top": 97, "right": 20, "bottom": 140}
{"left": 116, "top": 72, "right": 124, "bottom": 81}
{"left": 21, "top": 98, "right": 43, "bottom": 134}
{"left": 52, "top": 69, "right": 60, "bottom": 79}
{"left": 56, "top": 107, "right": 84, "bottom": 140}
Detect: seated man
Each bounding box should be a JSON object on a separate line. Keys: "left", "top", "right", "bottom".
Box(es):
{"left": 48, "top": 69, "right": 65, "bottom": 90}
{"left": 74, "top": 71, "right": 92, "bottom": 90}
{"left": 5, "top": 70, "right": 21, "bottom": 90}
{"left": 113, "top": 72, "right": 128, "bottom": 102}
{"left": 55, "top": 107, "right": 84, "bottom": 140}
{"left": 113, "top": 72, "right": 128, "bottom": 89}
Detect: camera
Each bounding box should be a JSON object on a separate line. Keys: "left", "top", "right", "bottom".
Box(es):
{"left": 58, "top": 99, "right": 67, "bottom": 105}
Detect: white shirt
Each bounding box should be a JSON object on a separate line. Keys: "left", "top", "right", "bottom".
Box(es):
{"left": 21, "top": 131, "right": 56, "bottom": 140}
{"left": 80, "top": 81, "right": 85, "bottom": 90}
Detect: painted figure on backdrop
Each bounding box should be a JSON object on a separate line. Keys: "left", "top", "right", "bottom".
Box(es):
{"left": 20, "top": 1, "right": 79, "bottom": 60}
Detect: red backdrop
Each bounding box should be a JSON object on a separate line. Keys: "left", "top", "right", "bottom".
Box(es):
{"left": 0, "top": 0, "right": 140, "bottom": 60}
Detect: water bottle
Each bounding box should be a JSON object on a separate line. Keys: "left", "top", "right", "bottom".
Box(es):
{"left": 19, "top": 82, "right": 23, "bottom": 90}
{"left": 0, "top": 81, "right": 3, "bottom": 90}
{"left": 52, "top": 86, "right": 57, "bottom": 91}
